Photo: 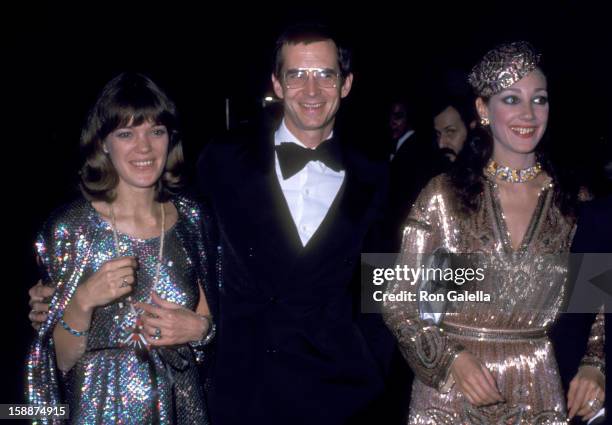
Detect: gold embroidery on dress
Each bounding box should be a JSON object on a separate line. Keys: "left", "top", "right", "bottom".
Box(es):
{"left": 382, "top": 175, "right": 603, "bottom": 425}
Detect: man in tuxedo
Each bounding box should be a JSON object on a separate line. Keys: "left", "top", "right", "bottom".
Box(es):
{"left": 28, "top": 23, "right": 394, "bottom": 424}
{"left": 196, "top": 24, "right": 389, "bottom": 424}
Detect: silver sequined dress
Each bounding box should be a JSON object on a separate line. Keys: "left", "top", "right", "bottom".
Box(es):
{"left": 383, "top": 174, "right": 605, "bottom": 424}
{"left": 27, "top": 197, "right": 210, "bottom": 424}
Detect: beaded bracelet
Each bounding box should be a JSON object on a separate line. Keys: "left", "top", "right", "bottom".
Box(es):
{"left": 188, "top": 315, "right": 216, "bottom": 364}
{"left": 189, "top": 315, "right": 216, "bottom": 349}
{"left": 59, "top": 316, "right": 88, "bottom": 337}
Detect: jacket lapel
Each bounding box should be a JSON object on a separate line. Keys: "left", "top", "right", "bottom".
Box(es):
{"left": 230, "top": 129, "right": 303, "bottom": 257}
{"left": 301, "top": 142, "right": 379, "bottom": 259}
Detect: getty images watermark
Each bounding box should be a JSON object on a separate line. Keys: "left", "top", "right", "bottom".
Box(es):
{"left": 371, "top": 264, "right": 489, "bottom": 303}
{"left": 359, "top": 252, "right": 612, "bottom": 314}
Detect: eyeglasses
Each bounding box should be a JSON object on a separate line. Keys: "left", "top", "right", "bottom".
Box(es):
{"left": 282, "top": 67, "right": 340, "bottom": 89}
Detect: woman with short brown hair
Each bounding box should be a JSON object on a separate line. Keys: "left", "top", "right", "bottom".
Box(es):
{"left": 27, "top": 72, "right": 215, "bottom": 424}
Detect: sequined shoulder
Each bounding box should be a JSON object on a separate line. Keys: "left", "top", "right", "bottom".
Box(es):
{"left": 425, "top": 173, "right": 455, "bottom": 197}
{"left": 172, "top": 195, "right": 205, "bottom": 227}
{"left": 37, "top": 197, "right": 95, "bottom": 239}
{"left": 418, "top": 173, "right": 455, "bottom": 201}
{"left": 35, "top": 197, "right": 98, "bottom": 291}
{"left": 407, "top": 174, "right": 457, "bottom": 221}
{"left": 43, "top": 197, "right": 92, "bottom": 222}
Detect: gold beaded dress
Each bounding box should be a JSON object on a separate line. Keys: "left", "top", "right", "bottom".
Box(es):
{"left": 382, "top": 174, "right": 605, "bottom": 424}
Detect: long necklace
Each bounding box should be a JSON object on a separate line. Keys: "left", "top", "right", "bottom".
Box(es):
{"left": 110, "top": 202, "right": 165, "bottom": 350}
{"left": 485, "top": 159, "right": 542, "bottom": 183}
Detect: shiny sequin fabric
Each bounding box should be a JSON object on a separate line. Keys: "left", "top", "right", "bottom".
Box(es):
{"left": 468, "top": 41, "right": 541, "bottom": 97}
{"left": 27, "top": 197, "right": 210, "bottom": 424}
{"left": 383, "top": 175, "right": 605, "bottom": 424}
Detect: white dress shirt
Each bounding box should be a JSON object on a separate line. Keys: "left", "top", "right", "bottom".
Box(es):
{"left": 274, "top": 120, "right": 345, "bottom": 246}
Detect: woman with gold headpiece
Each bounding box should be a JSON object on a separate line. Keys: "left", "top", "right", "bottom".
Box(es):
{"left": 382, "top": 41, "right": 604, "bottom": 424}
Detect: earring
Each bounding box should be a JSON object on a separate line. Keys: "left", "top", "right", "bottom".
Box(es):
{"left": 480, "top": 117, "right": 490, "bottom": 126}
{"left": 102, "top": 145, "right": 109, "bottom": 154}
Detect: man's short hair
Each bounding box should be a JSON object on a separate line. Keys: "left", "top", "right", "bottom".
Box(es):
{"left": 273, "top": 22, "right": 352, "bottom": 79}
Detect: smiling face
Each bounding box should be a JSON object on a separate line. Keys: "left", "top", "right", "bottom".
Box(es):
{"left": 104, "top": 119, "right": 169, "bottom": 192}
{"left": 477, "top": 68, "right": 548, "bottom": 165}
{"left": 434, "top": 106, "right": 468, "bottom": 160}
{"left": 271, "top": 40, "right": 353, "bottom": 147}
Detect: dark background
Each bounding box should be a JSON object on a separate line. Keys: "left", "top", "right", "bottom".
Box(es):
{"left": 4, "top": 1, "right": 611, "bottom": 417}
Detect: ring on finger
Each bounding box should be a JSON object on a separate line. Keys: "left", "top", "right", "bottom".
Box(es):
{"left": 152, "top": 328, "right": 162, "bottom": 340}
{"left": 120, "top": 277, "right": 129, "bottom": 288}
{"left": 587, "top": 397, "right": 603, "bottom": 411}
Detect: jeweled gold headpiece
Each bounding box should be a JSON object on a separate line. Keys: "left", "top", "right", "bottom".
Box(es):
{"left": 468, "top": 41, "right": 541, "bottom": 97}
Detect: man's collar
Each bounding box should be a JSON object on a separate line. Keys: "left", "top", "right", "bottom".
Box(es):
{"left": 395, "top": 129, "right": 415, "bottom": 152}
{"left": 275, "top": 119, "right": 334, "bottom": 148}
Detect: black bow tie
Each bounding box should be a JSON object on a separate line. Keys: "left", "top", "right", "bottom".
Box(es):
{"left": 275, "top": 138, "right": 344, "bottom": 180}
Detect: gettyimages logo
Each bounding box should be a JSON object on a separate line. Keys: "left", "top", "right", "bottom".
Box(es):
{"left": 360, "top": 252, "right": 612, "bottom": 314}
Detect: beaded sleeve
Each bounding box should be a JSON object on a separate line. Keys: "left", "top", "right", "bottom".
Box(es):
{"left": 27, "top": 200, "right": 95, "bottom": 424}
{"left": 579, "top": 306, "right": 605, "bottom": 376}
{"left": 174, "top": 197, "right": 216, "bottom": 364}
{"left": 382, "top": 176, "right": 464, "bottom": 391}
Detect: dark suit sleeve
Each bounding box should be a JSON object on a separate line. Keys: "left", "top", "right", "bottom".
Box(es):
{"left": 355, "top": 165, "right": 401, "bottom": 379}
{"left": 362, "top": 164, "right": 391, "bottom": 254}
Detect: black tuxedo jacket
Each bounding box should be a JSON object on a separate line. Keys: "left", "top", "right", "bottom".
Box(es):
{"left": 380, "top": 132, "right": 443, "bottom": 253}
{"left": 197, "top": 125, "right": 389, "bottom": 425}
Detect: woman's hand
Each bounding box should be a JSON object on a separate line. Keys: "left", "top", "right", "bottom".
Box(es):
{"left": 450, "top": 351, "right": 504, "bottom": 406}
{"left": 73, "top": 256, "right": 137, "bottom": 312}
{"left": 567, "top": 365, "right": 605, "bottom": 421}
{"left": 135, "top": 292, "right": 209, "bottom": 347}
{"left": 28, "top": 280, "right": 55, "bottom": 329}
{"left": 52, "top": 256, "right": 136, "bottom": 372}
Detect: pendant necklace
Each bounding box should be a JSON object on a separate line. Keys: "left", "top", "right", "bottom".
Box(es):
{"left": 110, "top": 202, "right": 165, "bottom": 350}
